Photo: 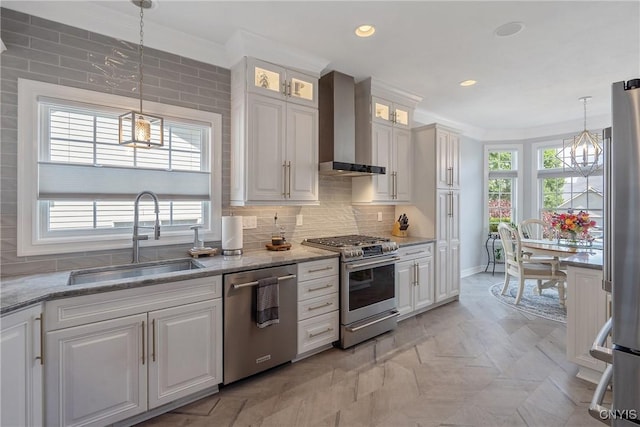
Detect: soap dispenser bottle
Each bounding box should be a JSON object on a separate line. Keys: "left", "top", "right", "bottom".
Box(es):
{"left": 271, "top": 213, "right": 284, "bottom": 246}
{"left": 190, "top": 225, "right": 205, "bottom": 250}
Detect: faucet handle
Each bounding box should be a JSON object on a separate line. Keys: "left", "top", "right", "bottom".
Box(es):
{"left": 154, "top": 224, "right": 161, "bottom": 240}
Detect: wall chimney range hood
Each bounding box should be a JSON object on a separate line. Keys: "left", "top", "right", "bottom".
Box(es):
{"left": 318, "top": 71, "right": 385, "bottom": 177}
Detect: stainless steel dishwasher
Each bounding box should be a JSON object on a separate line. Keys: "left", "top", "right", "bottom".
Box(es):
{"left": 223, "top": 264, "right": 297, "bottom": 384}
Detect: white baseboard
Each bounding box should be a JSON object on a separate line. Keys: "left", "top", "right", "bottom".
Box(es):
{"left": 461, "top": 265, "right": 485, "bottom": 277}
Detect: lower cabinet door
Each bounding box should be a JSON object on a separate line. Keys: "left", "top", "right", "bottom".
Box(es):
{"left": 297, "top": 311, "right": 339, "bottom": 355}
{"left": 395, "top": 259, "right": 415, "bottom": 317}
{"left": 46, "top": 313, "right": 147, "bottom": 427}
{"left": 414, "top": 256, "right": 435, "bottom": 311}
{"left": 148, "top": 299, "right": 222, "bottom": 409}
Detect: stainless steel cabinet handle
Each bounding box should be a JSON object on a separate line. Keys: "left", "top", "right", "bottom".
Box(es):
{"left": 141, "top": 320, "right": 146, "bottom": 365}
{"left": 308, "top": 302, "right": 332, "bottom": 311}
{"left": 286, "top": 81, "right": 292, "bottom": 97}
{"left": 416, "top": 261, "right": 420, "bottom": 286}
{"left": 588, "top": 365, "right": 612, "bottom": 425}
{"left": 152, "top": 319, "right": 156, "bottom": 363}
{"left": 405, "top": 250, "right": 424, "bottom": 256}
{"left": 307, "top": 266, "right": 333, "bottom": 273}
{"left": 394, "top": 172, "right": 398, "bottom": 199}
{"left": 282, "top": 163, "right": 287, "bottom": 197}
{"left": 307, "top": 283, "right": 333, "bottom": 292}
{"left": 35, "top": 314, "right": 44, "bottom": 365}
{"left": 232, "top": 274, "right": 297, "bottom": 290}
{"left": 346, "top": 257, "right": 400, "bottom": 270}
{"left": 448, "top": 167, "right": 454, "bottom": 186}
{"left": 287, "top": 161, "right": 291, "bottom": 198}
{"left": 308, "top": 327, "right": 333, "bottom": 338}
{"left": 346, "top": 310, "right": 399, "bottom": 332}
{"left": 282, "top": 81, "right": 287, "bottom": 96}
{"left": 590, "top": 317, "right": 613, "bottom": 363}
{"left": 449, "top": 191, "right": 454, "bottom": 217}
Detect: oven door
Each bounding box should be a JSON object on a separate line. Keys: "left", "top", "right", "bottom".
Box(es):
{"left": 341, "top": 255, "right": 399, "bottom": 325}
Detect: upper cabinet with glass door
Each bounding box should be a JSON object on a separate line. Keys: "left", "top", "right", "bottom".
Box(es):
{"left": 246, "top": 57, "right": 317, "bottom": 107}
{"left": 372, "top": 96, "right": 411, "bottom": 129}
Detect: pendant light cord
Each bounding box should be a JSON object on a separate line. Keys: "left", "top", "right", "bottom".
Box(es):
{"left": 139, "top": 4, "right": 144, "bottom": 114}
{"left": 583, "top": 97, "right": 587, "bottom": 131}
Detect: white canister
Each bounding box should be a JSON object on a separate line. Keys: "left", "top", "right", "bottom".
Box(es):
{"left": 221, "top": 216, "right": 243, "bottom": 255}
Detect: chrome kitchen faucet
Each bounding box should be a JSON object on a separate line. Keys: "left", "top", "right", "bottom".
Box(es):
{"left": 132, "top": 190, "right": 160, "bottom": 263}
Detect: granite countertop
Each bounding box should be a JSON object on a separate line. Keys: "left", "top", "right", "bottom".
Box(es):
{"left": 1, "top": 236, "right": 437, "bottom": 316}
{"left": 0, "top": 245, "right": 338, "bottom": 315}
{"left": 563, "top": 249, "right": 603, "bottom": 270}
{"left": 385, "top": 235, "right": 437, "bottom": 247}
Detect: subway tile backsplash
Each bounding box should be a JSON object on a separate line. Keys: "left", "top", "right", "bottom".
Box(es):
{"left": 0, "top": 8, "right": 395, "bottom": 278}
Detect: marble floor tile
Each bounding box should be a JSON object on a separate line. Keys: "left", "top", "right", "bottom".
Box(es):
{"left": 135, "top": 273, "right": 602, "bottom": 427}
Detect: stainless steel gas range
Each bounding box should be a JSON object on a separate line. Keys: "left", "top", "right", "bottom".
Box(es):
{"left": 302, "top": 235, "right": 400, "bottom": 348}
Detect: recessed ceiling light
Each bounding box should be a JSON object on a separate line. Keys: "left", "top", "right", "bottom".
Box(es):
{"left": 494, "top": 21, "right": 525, "bottom": 37}
{"left": 355, "top": 25, "right": 376, "bottom": 38}
{"left": 459, "top": 80, "right": 477, "bottom": 87}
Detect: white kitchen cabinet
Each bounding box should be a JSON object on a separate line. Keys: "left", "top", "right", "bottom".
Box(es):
{"left": 399, "top": 124, "right": 461, "bottom": 305}
{"left": 246, "top": 57, "right": 317, "bottom": 107}
{"left": 148, "top": 299, "right": 222, "bottom": 409}
{"left": 566, "top": 266, "right": 609, "bottom": 384}
{"left": 396, "top": 244, "right": 435, "bottom": 319}
{"left": 231, "top": 57, "right": 319, "bottom": 206}
{"left": 436, "top": 127, "right": 460, "bottom": 190}
{"left": 296, "top": 258, "right": 339, "bottom": 357}
{"left": 45, "top": 313, "right": 147, "bottom": 427}
{"left": 435, "top": 189, "right": 460, "bottom": 302}
{"left": 44, "top": 276, "right": 223, "bottom": 427}
{"left": 1, "top": 304, "right": 43, "bottom": 427}
{"left": 371, "top": 96, "right": 411, "bottom": 129}
{"left": 352, "top": 78, "right": 421, "bottom": 204}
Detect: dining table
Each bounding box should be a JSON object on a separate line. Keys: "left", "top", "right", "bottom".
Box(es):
{"left": 520, "top": 239, "right": 601, "bottom": 259}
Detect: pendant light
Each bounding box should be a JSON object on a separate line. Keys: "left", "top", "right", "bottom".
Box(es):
{"left": 118, "top": 0, "right": 163, "bottom": 148}
{"left": 557, "top": 96, "right": 602, "bottom": 177}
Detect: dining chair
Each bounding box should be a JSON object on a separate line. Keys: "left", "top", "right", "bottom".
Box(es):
{"left": 498, "top": 223, "right": 566, "bottom": 305}
{"left": 518, "top": 218, "right": 549, "bottom": 240}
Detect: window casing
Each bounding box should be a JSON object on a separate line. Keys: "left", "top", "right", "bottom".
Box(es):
{"left": 485, "top": 146, "right": 523, "bottom": 232}
{"left": 17, "top": 79, "right": 222, "bottom": 256}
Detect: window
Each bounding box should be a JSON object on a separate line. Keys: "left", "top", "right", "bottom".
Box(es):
{"left": 534, "top": 142, "right": 604, "bottom": 243}
{"left": 17, "top": 79, "right": 222, "bottom": 256}
{"left": 486, "top": 146, "right": 522, "bottom": 232}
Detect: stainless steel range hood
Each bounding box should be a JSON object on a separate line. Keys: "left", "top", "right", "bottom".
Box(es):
{"left": 318, "top": 71, "right": 385, "bottom": 177}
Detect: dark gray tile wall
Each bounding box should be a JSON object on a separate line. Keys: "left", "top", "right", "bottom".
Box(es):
{"left": 0, "top": 8, "right": 394, "bottom": 278}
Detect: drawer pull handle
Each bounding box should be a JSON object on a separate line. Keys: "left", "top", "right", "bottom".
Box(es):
{"left": 232, "top": 274, "right": 296, "bottom": 290}
{"left": 405, "top": 250, "right": 425, "bottom": 256}
{"left": 308, "top": 302, "right": 332, "bottom": 311}
{"left": 308, "top": 327, "right": 334, "bottom": 338}
{"left": 307, "top": 266, "right": 333, "bottom": 273}
{"left": 308, "top": 284, "right": 333, "bottom": 292}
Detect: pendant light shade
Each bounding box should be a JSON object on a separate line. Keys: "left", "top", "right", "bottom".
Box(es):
{"left": 557, "top": 96, "right": 602, "bottom": 177}
{"left": 119, "top": 0, "right": 163, "bottom": 148}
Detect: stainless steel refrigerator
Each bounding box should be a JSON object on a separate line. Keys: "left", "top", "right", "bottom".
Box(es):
{"left": 604, "top": 78, "right": 640, "bottom": 426}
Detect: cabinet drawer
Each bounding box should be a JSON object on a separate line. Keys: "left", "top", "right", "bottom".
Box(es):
{"left": 297, "top": 311, "right": 338, "bottom": 355}
{"left": 45, "top": 276, "right": 222, "bottom": 331}
{"left": 298, "top": 275, "right": 338, "bottom": 301}
{"left": 297, "top": 258, "right": 339, "bottom": 282}
{"left": 298, "top": 293, "right": 339, "bottom": 321}
{"left": 398, "top": 244, "right": 433, "bottom": 260}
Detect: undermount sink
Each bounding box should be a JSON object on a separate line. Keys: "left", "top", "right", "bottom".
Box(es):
{"left": 68, "top": 258, "right": 204, "bottom": 286}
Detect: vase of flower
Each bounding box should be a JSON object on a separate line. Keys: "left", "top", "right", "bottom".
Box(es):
{"left": 551, "top": 209, "right": 596, "bottom": 247}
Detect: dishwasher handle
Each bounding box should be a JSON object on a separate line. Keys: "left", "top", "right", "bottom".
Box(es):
{"left": 232, "top": 274, "right": 297, "bottom": 290}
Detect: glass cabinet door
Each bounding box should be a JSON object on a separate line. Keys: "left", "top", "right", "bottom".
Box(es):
{"left": 286, "top": 70, "right": 317, "bottom": 107}
{"left": 372, "top": 97, "right": 392, "bottom": 124}
{"left": 247, "top": 58, "right": 286, "bottom": 99}
{"left": 393, "top": 104, "right": 410, "bottom": 128}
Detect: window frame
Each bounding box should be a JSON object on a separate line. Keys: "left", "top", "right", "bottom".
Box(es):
{"left": 17, "top": 78, "right": 222, "bottom": 256}
{"left": 483, "top": 144, "right": 524, "bottom": 232}
{"left": 531, "top": 140, "right": 604, "bottom": 217}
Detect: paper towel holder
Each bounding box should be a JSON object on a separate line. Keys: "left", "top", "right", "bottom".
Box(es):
{"left": 221, "top": 215, "right": 243, "bottom": 256}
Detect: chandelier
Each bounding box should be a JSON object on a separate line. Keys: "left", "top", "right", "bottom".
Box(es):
{"left": 118, "top": 0, "right": 163, "bottom": 148}
{"left": 557, "top": 96, "right": 602, "bottom": 177}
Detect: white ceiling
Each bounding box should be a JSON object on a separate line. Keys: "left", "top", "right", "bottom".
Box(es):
{"left": 4, "top": 1, "right": 639, "bottom": 140}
